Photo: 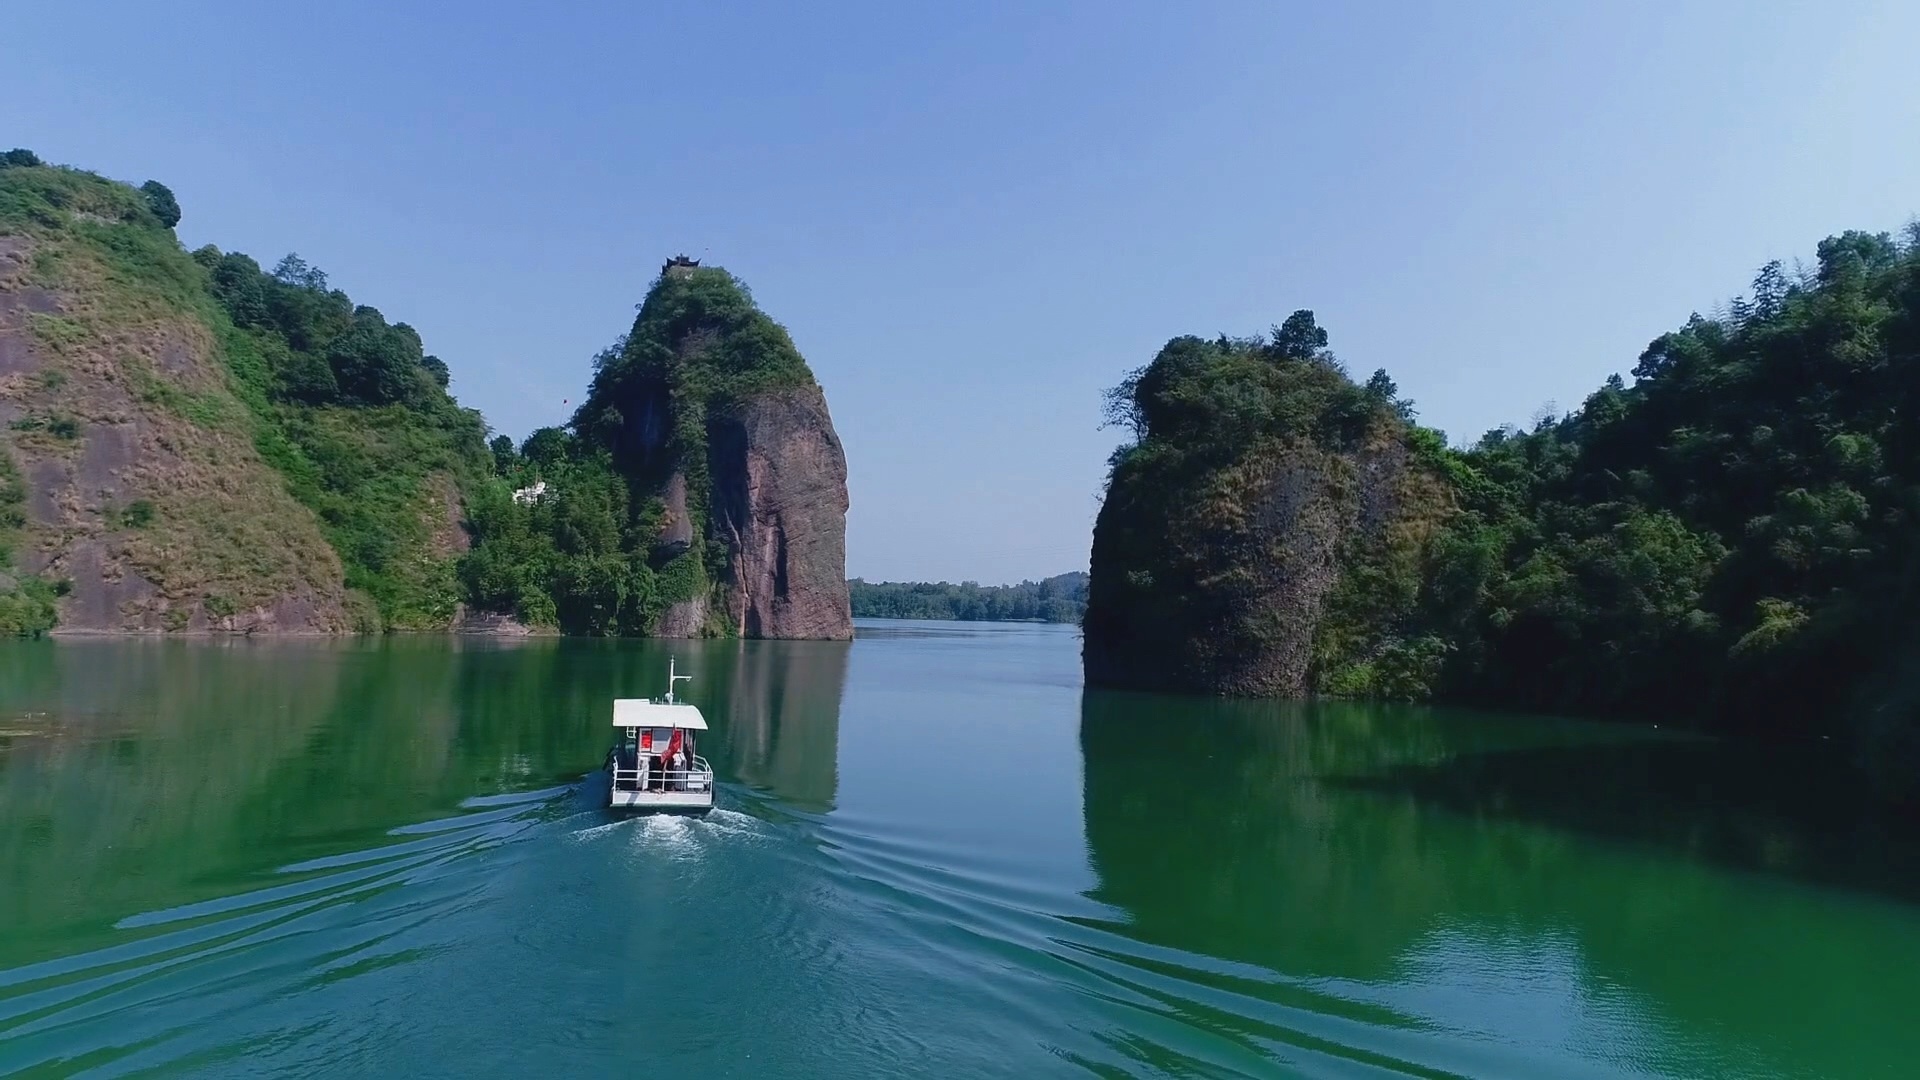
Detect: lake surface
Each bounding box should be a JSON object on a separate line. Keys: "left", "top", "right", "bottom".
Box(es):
{"left": 1, "top": 622, "right": 1917, "bottom": 1078}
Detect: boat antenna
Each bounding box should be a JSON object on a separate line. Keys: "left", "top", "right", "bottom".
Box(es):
{"left": 666, "top": 656, "right": 692, "bottom": 704}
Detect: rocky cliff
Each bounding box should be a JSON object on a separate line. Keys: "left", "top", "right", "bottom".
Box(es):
{"left": 571, "top": 261, "right": 852, "bottom": 640}
{"left": 708, "top": 387, "right": 852, "bottom": 639}
{"left": 1, "top": 155, "right": 494, "bottom": 637}
{"left": 1083, "top": 317, "right": 1450, "bottom": 695}
{"left": 0, "top": 167, "right": 348, "bottom": 633}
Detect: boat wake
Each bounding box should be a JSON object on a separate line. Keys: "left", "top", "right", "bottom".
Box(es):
{"left": 564, "top": 800, "right": 774, "bottom": 856}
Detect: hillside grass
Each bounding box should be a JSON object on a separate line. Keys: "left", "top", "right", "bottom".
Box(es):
{"left": 1, "top": 162, "right": 346, "bottom": 624}
{"left": 1, "top": 158, "right": 491, "bottom": 631}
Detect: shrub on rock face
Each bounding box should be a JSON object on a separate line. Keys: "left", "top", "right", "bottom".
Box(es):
{"left": 140, "top": 180, "right": 181, "bottom": 228}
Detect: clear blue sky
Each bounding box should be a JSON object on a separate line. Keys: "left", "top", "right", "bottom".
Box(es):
{"left": 7, "top": 2, "right": 1919, "bottom": 583}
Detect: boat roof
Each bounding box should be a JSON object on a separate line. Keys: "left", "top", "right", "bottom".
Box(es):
{"left": 612, "top": 699, "right": 707, "bottom": 730}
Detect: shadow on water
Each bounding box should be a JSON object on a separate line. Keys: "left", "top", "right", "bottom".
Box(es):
{"left": 1078, "top": 690, "right": 1920, "bottom": 1078}
{"left": 1330, "top": 723, "right": 1920, "bottom": 908}
{"left": 1079, "top": 690, "right": 1494, "bottom": 981}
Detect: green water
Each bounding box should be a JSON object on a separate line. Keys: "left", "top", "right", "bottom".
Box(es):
{"left": 0, "top": 623, "right": 1916, "bottom": 1078}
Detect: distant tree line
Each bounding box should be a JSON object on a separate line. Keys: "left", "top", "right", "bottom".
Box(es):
{"left": 849, "top": 573, "right": 1087, "bottom": 623}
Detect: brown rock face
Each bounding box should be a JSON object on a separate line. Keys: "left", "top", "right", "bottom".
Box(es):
{"left": 658, "top": 471, "right": 695, "bottom": 552}
{"left": 0, "top": 235, "right": 348, "bottom": 634}
{"left": 1084, "top": 425, "right": 1446, "bottom": 695}
{"left": 709, "top": 386, "right": 852, "bottom": 640}
{"left": 573, "top": 262, "right": 853, "bottom": 641}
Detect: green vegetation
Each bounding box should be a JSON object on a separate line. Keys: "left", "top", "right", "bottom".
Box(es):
{"left": 189, "top": 246, "right": 492, "bottom": 627}
{"left": 9, "top": 414, "right": 81, "bottom": 440}
{"left": 0, "top": 449, "right": 27, "bottom": 570}
{"left": 461, "top": 265, "right": 819, "bottom": 634}
{"left": 849, "top": 573, "right": 1087, "bottom": 622}
{"left": 0, "top": 576, "right": 61, "bottom": 637}
{"left": 139, "top": 180, "right": 180, "bottom": 229}
{"left": 459, "top": 429, "right": 651, "bottom": 633}
{"left": 1409, "top": 228, "right": 1920, "bottom": 793}
{"left": 1090, "top": 225, "right": 1920, "bottom": 800}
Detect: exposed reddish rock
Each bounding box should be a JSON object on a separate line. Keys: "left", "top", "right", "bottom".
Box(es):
{"left": 709, "top": 386, "right": 852, "bottom": 640}
{"left": 1085, "top": 416, "right": 1449, "bottom": 696}
{"left": 658, "top": 471, "right": 694, "bottom": 552}
{"left": 582, "top": 263, "right": 853, "bottom": 642}
{"left": 0, "top": 233, "right": 349, "bottom": 634}
{"left": 426, "top": 472, "right": 471, "bottom": 557}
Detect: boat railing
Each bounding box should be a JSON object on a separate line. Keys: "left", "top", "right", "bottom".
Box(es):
{"left": 611, "top": 761, "right": 645, "bottom": 790}
{"left": 611, "top": 757, "right": 713, "bottom": 793}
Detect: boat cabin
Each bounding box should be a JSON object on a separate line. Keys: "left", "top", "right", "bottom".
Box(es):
{"left": 607, "top": 695, "right": 714, "bottom": 812}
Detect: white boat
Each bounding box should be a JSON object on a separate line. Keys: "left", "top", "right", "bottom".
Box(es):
{"left": 604, "top": 659, "right": 715, "bottom": 812}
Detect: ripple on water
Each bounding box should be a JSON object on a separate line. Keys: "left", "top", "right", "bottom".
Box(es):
{"left": 0, "top": 784, "right": 570, "bottom": 1077}
{"left": 0, "top": 764, "right": 1753, "bottom": 1079}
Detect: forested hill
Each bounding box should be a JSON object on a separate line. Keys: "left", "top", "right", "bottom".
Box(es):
{"left": 849, "top": 572, "right": 1087, "bottom": 623}
{"left": 0, "top": 150, "right": 489, "bottom": 634}
{"left": 1086, "top": 225, "right": 1920, "bottom": 800}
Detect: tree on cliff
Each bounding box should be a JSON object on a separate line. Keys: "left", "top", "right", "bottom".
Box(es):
{"left": 139, "top": 180, "right": 181, "bottom": 228}
{"left": 327, "top": 306, "right": 433, "bottom": 406}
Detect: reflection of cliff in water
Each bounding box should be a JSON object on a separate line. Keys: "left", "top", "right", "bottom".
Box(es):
{"left": 0, "top": 639, "right": 349, "bottom": 953}
{"left": 0, "top": 638, "right": 625, "bottom": 967}
{"left": 1079, "top": 691, "right": 1478, "bottom": 980}
{"left": 1078, "top": 691, "right": 1920, "bottom": 1073}
{"left": 697, "top": 640, "right": 849, "bottom": 812}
